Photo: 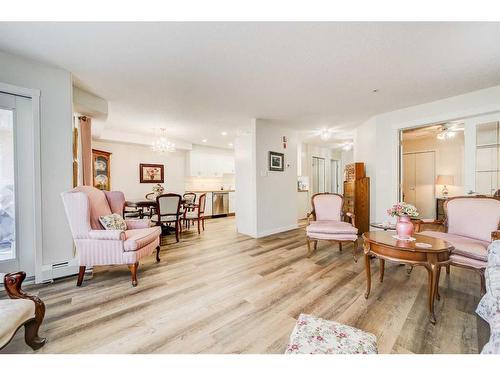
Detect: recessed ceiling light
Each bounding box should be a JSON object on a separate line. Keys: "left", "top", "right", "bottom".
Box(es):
{"left": 202, "top": 139, "right": 207, "bottom": 143}
{"left": 221, "top": 131, "right": 228, "bottom": 136}
{"left": 228, "top": 143, "right": 233, "bottom": 147}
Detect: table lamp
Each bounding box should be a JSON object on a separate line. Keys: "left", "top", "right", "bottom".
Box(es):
{"left": 436, "top": 175, "right": 454, "bottom": 197}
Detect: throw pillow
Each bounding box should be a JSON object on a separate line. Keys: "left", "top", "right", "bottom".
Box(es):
{"left": 99, "top": 213, "right": 127, "bottom": 231}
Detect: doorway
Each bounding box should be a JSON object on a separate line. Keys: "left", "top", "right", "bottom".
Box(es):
{"left": 312, "top": 156, "right": 326, "bottom": 194}
{"left": 330, "top": 159, "right": 340, "bottom": 193}
{"left": 399, "top": 122, "right": 464, "bottom": 220}
{"left": 0, "top": 91, "right": 37, "bottom": 278}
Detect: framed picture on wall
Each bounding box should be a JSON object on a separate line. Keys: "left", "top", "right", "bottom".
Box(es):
{"left": 268, "top": 151, "right": 285, "bottom": 172}
{"left": 92, "top": 149, "right": 111, "bottom": 190}
{"left": 139, "top": 163, "right": 164, "bottom": 183}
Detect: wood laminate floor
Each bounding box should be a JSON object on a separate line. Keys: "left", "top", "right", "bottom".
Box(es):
{"left": 1, "top": 217, "right": 486, "bottom": 354}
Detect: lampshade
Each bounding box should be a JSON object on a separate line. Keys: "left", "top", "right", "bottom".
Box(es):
{"left": 436, "top": 175, "right": 454, "bottom": 185}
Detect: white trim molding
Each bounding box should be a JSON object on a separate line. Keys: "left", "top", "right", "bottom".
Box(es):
{"left": 0, "top": 81, "right": 43, "bottom": 284}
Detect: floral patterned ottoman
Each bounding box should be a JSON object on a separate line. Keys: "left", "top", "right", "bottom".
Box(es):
{"left": 285, "top": 314, "right": 378, "bottom": 354}
{"left": 476, "top": 240, "right": 500, "bottom": 354}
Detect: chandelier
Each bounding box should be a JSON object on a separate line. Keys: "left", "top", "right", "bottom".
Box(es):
{"left": 152, "top": 128, "right": 176, "bottom": 153}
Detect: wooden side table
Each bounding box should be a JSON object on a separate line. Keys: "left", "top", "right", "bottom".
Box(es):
{"left": 362, "top": 231, "right": 453, "bottom": 324}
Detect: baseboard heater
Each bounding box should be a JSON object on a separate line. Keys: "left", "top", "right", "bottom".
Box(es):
{"left": 41, "top": 258, "right": 80, "bottom": 283}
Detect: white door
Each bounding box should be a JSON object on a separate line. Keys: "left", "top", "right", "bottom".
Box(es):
{"left": 415, "top": 151, "right": 436, "bottom": 219}
{"left": 330, "top": 159, "right": 340, "bottom": 193}
{"left": 403, "top": 151, "right": 435, "bottom": 219}
{"left": 312, "top": 157, "right": 326, "bottom": 194}
{"left": 0, "top": 92, "right": 36, "bottom": 277}
{"left": 403, "top": 153, "right": 416, "bottom": 204}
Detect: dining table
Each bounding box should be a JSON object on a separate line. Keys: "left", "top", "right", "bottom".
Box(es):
{"left": 125, "top": 198, "right": 195, "bottom": 219}
{"left": 124, "top": 199, "right": 157, "bottom": 219}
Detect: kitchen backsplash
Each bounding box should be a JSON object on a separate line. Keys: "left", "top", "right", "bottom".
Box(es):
{"left": 185, "top": 174, "right": 235, "bottom": 191}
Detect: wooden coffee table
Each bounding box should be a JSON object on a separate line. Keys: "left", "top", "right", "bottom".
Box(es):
{"left": 362, "top": 231, "right": 453, "bottom": 324}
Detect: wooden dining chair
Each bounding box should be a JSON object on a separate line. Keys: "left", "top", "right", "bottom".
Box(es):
{"left": 182, "top": 192, "right": 197, "bottom": 228}
{"left": 152, "top": 193, "right": 183, "bottom": 242}
{"left": 183, "top": 193, "right": 206, "bottom": 234}
{"left": 183, "top": 192, "right": 197, "bottom": 205}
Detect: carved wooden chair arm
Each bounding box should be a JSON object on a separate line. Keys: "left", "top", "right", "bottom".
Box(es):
{"left": 4, "top": 272, "right": 45, "bottom": 313}
{"left": 306, "top": 211, "right": 315, "bottom": 225}
{"left": 344, "top": 212, "right": 356, "bottom": 228}
{"left": 412, "top": 219, "right": 444, "bottom": 233}
{"left": 3, "top": 272, "right": 46, "bottom": 350}
{"left": 492, "top": 230, "right": 500, "bottom": 241}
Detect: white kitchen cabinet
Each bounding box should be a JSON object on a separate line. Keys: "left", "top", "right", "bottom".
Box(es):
{"left": 186, "top": 151, "right": 203, "bottom": 177}
{"left": 186, "top": 150, "right": 235, "bottom": 177}
{"left": 228, "top": 191, "right": 235, "bottom": 213}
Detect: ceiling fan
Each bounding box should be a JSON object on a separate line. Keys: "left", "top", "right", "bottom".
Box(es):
{"left": 436, "top": 123, "right": 464, "bottom": 140}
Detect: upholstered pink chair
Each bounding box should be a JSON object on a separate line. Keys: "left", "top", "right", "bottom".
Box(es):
{"left": 306, "top": 193, "right": 359, "bottom": 261}
{"left": 61, "top": 186, "right": 162, "bottom": 287}
{"left": 419, "top": 196, "right": 500, "bottom": 295}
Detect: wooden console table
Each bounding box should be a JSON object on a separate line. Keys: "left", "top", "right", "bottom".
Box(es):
{"left": 362, "top": 231, "right": 453, "bottom": 324}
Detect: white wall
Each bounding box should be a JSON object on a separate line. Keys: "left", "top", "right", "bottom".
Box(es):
{"left": 255, "top": 120, "right": 298, "bottom": 237}
{"left": 354, "top": 84, "right": 500, "bottom": 222}
{"left": 234, "top": 123, "right": 257, "bottom": 236}
{"left": 92, "top": 140, "right": 186, "bottom": 198}
{"left": 235, "top": 119, "right": 298, "bottom": 238}
{"left": 0, "top": 51, "right": 73, "bottom": 272}
{"left": 353, "top": 117, "right": 377, "bottom": 220}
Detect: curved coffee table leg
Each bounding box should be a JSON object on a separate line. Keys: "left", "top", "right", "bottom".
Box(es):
{"left": 426, "top": 263, "right": 438, "bottom": 324}
{"left": 379, "top": 259, "right": 385, "bottom": 283}
{"left": 436, "top": 266, "right": 441, "bottom": 301}
{"left": 364, "top": 253, "right": 372, "bottom": 299}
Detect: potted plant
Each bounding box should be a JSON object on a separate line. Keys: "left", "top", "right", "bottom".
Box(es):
{"left": 386, "top": 202, "right": 419, "bottom": 239}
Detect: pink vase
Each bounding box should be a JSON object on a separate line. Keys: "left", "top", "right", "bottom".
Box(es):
{"left": 396, "top": 215, "right": 414, "bottom": 239}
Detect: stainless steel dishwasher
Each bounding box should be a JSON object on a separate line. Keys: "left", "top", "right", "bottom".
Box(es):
{"left": 212, "top": 192, "right": 229, "bottom": 217}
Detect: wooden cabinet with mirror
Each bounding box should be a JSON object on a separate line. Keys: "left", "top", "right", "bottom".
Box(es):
{"left": 92, "top": 149, "right": 111, "bottom": 191}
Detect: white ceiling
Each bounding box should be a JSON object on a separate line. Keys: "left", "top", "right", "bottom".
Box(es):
{"left": 1, "top": 22, "right": 500, "bottom": 149}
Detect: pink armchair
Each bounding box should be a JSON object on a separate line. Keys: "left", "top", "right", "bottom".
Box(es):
{"left": 61, "top": 186, "right": 162, "bottom": 287}
{"left": 419, "top": 196, "right": 500, "bottom": 295}
{"left": 306, "top": 193, "right": 359, "bottom": 261}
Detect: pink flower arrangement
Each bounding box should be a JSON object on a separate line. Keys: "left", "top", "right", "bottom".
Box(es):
{"left": 387, "top": 202, "right": 419, "bottom": 218}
